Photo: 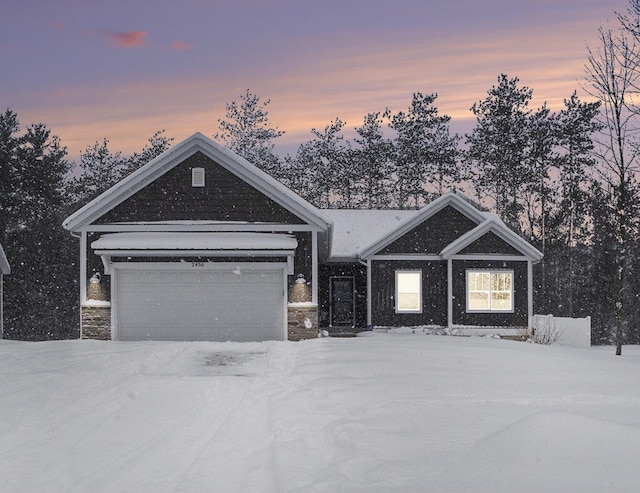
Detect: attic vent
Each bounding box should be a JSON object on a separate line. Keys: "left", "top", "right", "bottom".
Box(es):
{"left": 192, "top": 167, "right": 205, "bottom": 187}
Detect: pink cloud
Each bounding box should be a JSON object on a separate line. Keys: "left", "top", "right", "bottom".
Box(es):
{"left": 104, "top": 31, "right": 148, "bottom": 48}
{"left": 171, "top": 40, "right": 194, "bottom": 52}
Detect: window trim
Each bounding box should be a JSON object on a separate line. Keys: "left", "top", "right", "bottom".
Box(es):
{"left": 191, "top": 167, "right": 205, "bottom": 187}
{"left": 395, "top": 270, "right": 422, "bottom": 314}
{"left": 466, "top": 269, "right": 514, "bottom": 313}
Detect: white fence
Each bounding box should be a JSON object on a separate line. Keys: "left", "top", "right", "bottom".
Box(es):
{"left": 531, "top": 314, "right": 591, "bottom": 348}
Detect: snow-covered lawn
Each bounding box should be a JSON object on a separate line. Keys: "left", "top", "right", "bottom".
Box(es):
{"left": 1, "top": 333, "right": 639, "bottom": 493}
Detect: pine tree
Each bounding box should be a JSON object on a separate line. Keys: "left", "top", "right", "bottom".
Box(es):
{"left": 0, "top": 109, "right": 77, "bottom": 340}
{"left": 465, "top": 75, "right": 534, "bottom": 232}
{"left": 214, "top": 89, "right": 284, "bottom": 176}
{"left": 351, "top": 112, "right": 395, "bottom": 209}
{"left": 387, "top": 93, "right": 460, "bottom": 208}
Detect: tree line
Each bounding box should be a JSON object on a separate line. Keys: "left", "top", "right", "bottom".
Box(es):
{"left": 2, "top": 0, "right": 640, "bottom": 349}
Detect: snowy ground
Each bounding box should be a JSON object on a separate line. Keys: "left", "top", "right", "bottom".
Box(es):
{"left": 1, "top": 334, "right": 640, "bottom": 493}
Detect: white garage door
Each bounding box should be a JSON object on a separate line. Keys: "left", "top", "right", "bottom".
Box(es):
{"left": 113, "top": 263, "right": 286, "bottom": 341}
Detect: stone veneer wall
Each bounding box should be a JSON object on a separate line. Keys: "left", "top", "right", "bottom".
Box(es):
{"left": 81, "top": 304, "right": 318, "bottom": 342}
{"left": 81, "top": 305, "right": 111, "bottom": 340}
{"left": 287, "top": 304, "right": 318, "bottom": 341}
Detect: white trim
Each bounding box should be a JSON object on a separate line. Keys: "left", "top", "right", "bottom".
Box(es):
{"left": 366, "top": 259, "right": 372, "bottom": 326}
{"left": 465, "top": 269, "right": 514, "bottom": 313}
{"left": 528, "top": 260, "right": 533, "bottom": 330}
{"left": 80, "top": 232, "right": 87, "bottom": 307}
{"left": 395, "top": 270, "right": 423, "bottom": 314}
{"left": 359, "top": 193, "right": 487, "bottom": 259}
{"left": 367, "top": 254, "right": 442, "bottom": 261}
{"left": 446, "top": 254, "right": 529, "bottom": 262}
{"left": 191, "top": 167, "right": 205, "bottom": 187}
{"left": 447, "top": 258, "right": 453, "bottom": 328}
{"left": 78, "top": 223, "right": 321, "bottom": 233}
{"left": 95, "top": 249, "right": 296, "bottom": 257}
{"left": 110, "top": 261, "right": 289, "bottom": 341}
{"left": 312, "top": 231, "right": 318, "bottom": 304}
{"left": 1, "top": 273, "right": 3, "bottom": 337}
{"left": 63, "top": 132, "right": 332, "bottom": 232}
{"left": 0, "top": 242, "right": 9, "bottom": 275}
{"left": 441, "top": 218, "right": 543, "bottom": 262}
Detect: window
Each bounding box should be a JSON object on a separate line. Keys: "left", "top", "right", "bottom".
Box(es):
{"left": 192, "top": 167, "right": 205, "bottom": 187}
{"left": 395, "top": 270, "right": 422, "bottom": 313}
{"left": 466, "top": 270, "right": 513, "bottom": 312}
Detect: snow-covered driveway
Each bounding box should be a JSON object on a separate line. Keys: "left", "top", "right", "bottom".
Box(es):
{"left": 1, "top": 334, "right": 640, "bottom": 492}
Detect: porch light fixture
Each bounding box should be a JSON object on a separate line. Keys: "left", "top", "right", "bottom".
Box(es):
{"left": 290, "top": 273, "right": 311, "bottom": 303}
{"left": 89, "top": 273, "right": 101, "bottom": 284}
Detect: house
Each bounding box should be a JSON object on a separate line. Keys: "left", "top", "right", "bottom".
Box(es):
{"left": 0, "top": 241, "right": 10, "bottom": 338}
{"left": 63, "top": 132, "right": 543, "bottom": 342}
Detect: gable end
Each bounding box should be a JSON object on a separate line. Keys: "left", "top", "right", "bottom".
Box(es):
{"left": 96, "top": 152, "right": 305, "bottom": 224}
{"left": 379, "top": 205, "right": 478, "bottom": 255}
{"left": 459, "top": 231, "right": 522, "bottom": 256}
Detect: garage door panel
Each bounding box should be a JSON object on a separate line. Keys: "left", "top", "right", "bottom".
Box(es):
{"left": 115, "top": 265, "right": 285, "bottom": 342}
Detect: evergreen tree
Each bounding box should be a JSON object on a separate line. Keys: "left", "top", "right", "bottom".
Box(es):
{"left": 290, "top": 118, "right": 349, "bottom": 208}
{"left": 545, "top": 94, "right": 602, "bottom": 317}
{"left": 69, "top": 130, "right": 172, "bottom": 205}
{"left": 387, "top": 93, "right": 460, "bottom": 208}
{"left": 351, "top": 112, "right": 395, "bottom": 209}
{"left": 465, "top": 75, "right": 534, "bottom": 231}
{"left": 214, "top": 89, "right": 284, "bottom": 176}
{"left": 0, "top": 109, "right": 77, "bottom": 340}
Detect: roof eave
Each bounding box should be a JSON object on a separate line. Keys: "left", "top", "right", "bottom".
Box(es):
{"left": 63, "top": 132, "right": 332, "bottom": 233}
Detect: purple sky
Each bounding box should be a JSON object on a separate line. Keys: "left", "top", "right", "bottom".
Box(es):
{"left": 1, "top": 0, "right": 621, "bottom": 161}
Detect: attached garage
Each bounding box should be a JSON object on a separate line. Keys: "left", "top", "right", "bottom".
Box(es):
{"left": 113, "top": 263, "right": 287, "bottom": 341}
{"left": 92, "top": 232, "right": 297, "bottom": 342}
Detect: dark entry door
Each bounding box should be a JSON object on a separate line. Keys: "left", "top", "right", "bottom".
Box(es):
{"left": 330, "top": 277, "right": 355, "bottom": 326}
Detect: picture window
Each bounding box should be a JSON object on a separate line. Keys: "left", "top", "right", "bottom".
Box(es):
{"left": 466, "top": 270, "right": 513, "bottom": 312}
{"left": 395, "top": 270, "right": 422, "bottom": 313}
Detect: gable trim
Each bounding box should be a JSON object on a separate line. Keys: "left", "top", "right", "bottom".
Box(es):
{"left": 63, "top": 133, "right": 332, "bottom": 232}
{"left": 440, "top": 218, "right": 543, "bottom": 262}
{"left": 0, "top": 243, "right": 9, "bottom": 275}
{"left": 358, "top": 193, "right": 487, "bottom": 260}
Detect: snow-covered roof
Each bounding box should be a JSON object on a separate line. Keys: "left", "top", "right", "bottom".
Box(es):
{"left": 324, "top": 193, "right": 542, "bottom": 262}
{"left": 91, "top": 232, "right": 298, "bottom": 251}
{"left": 0, "top": 242, "right": 9, "bottom": 275}
{"left": 358, "top": 193, "right": 488, "bottom": 259}
{"left": 440, "top": 217, "right": 543, "bottom": 261}
{"left": 322, "top": 209, "right": 419, "bottom": 260}
{"left": 63, "top": 132, "right": 332, "bottom": 232}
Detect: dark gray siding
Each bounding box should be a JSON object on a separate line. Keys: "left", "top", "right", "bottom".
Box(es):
{"left": 371, "top": 260, "right": 448, "bottom": 327}
{"left": 318, "top": 263, "right": 367, "bottom": 328}
{"left": 379, "top": 206, "right": 478, "bottom": 255}
{"left": 97, "top": 152, "right": 305, "bottom": 224}
{"left": 451, "top": 259, "right": 528, "bottom": 327}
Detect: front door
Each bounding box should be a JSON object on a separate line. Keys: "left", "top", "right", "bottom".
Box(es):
{"left": 330, "top": 276, "right": 355, "bottom": 327}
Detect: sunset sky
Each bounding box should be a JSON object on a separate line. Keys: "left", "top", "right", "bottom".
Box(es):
{"left": 1, "top": 0, "right": 623, "bottom": 161}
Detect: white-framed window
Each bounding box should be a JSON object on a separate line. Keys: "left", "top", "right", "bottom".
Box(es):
{"left": 466, "top": 270, "right": 513, "bottom": 312}
{"left": 395, "top": 270, "right": 422, "bottom": 313}
{"left": 192, "top": 167, "right": 205, "bottom": 187}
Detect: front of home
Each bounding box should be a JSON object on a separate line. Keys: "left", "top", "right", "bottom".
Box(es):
{"left": 63, "top": 132, "right": 543, "bottom": 342}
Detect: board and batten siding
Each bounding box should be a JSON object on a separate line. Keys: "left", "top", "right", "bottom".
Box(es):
{"left": 96, "top": 152, "right": 305, "bottom": 224}
{"left": 370, "top": 260, "right": 448, "bottom": 327}
{"left": 379, "top": 206, "right": 478, "bottom": 255}
{"left": 451, "top": 259, "right": 529, "bottom": 327}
